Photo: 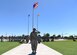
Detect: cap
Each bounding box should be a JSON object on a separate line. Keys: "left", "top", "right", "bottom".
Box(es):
{"left": 33, "top": 28, "right": 36, "bottom": 31}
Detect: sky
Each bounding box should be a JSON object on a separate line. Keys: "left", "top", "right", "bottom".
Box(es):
{"left": 0, "top": 0, "right": 77, "bottom": 36}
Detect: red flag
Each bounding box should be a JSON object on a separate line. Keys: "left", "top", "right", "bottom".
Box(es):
{"left": 33, "top": 2, "right": 38, "bottom": 9}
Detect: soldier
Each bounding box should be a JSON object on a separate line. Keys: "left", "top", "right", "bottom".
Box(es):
{"left": 37, "top": 35, "right": 41, "bottom": 43}
{"left": 26, "top": 35, "right": 29, "bottom": 43}
{"left": 30, "top": 28, "right": 38, "bottom": 54}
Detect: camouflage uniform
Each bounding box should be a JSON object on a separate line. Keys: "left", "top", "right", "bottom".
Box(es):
{"left": 30, "top": 29, "right": 38, "bottom": 53}
{"left": 37, "top": 35, "right": 41, "bottom": 43}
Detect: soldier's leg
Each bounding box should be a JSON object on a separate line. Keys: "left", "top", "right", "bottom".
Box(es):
{"left": 34, "top": 40, "right": 38, "bottom": 52}
{"left": 31, "top": 40, "right": 35, "bottom": 52}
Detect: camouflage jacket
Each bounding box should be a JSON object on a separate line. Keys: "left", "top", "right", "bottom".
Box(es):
{"left": 30, "top": 32, "right": 37, "bottom": 40}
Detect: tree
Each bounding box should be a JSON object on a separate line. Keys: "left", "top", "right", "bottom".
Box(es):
{"left": 69, "top": 35, "right": 76, "bottom": 41}
{"left": 46, "top": 33, "right": 50, "bottom": 37}
{"left": 43, "top": 33, "right": 50, "bottom": 42}
{"left": 22, "top": 34, "right": 25, "bottom": 38}
{"left": 1, "top": 35, "right": 3, "bottom": 42}
{"left": 57, "top": 35, "right": 61, "bottom": 39}
{"left": 51, "top": 34, "right": 55, "bottom": 42}
{"left": 20, "top": 34, "right": 25, "bottom": 43}
{"left": 45, "top": 33, "right": 50, "bottom": 42}
{"left": 9, "top": 36, "right": 11, "bottom": 42}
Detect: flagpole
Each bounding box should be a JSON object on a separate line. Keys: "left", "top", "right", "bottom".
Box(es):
{"left": 37, "top": 14, "right": 39, "bottom": 31}
{"left": 32, "top": 2, "right": 38, "bottom": 30}
{"left": 32, "top": 8, "right": 34, "bottom": 29}
{"left": 28, "top": 14, "right": 30, "bottom": 35}
{"left": 37, "top": 15, "right": 38, "bottom": 31}
{"left": 37, "top": 14, "right": 40, "bottom": 31}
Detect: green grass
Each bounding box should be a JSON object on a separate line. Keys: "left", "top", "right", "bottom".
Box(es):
{"left": 43, "top": 40, "right": 77, "bottom": 55}
{"left": 0, "top": 42, "right": 20, "bottom": 54}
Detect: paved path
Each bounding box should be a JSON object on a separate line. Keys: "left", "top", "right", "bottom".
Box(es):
{"left": 2, "top": 43, "right": 63, "bottom": 55}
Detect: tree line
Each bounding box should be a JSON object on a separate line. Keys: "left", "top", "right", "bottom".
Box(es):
{"left": 0, "top": 33, "right": 77, "bottom": 42}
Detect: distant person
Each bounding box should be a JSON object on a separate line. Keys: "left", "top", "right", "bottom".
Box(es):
{"left": 30, "top": 28, "right": 38, "bottom": 54}
{"left": 37, "top": 35, "right": 41, "bottom": 43}
{"left": 26, "top": 35, "right": 29, "bottom": 43}
{"left": 72, "top": 36, "right": 76, "bottom": 41}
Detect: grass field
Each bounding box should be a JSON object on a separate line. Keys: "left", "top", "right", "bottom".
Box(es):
{"left": 43, "top": 40, "right": 77, "bottom": 55}
{"left": 0, "top": 42, "right": 20, "bottom": 54}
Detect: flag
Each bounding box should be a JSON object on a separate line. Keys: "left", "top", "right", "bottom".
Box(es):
{"left": 37, "top": 13, "right": 40, "bottom": 16}
{"left": 28, "top": 14, "right": 30, "bottom": 17}
{"left": 33, "top": 2, "right": 38, "bottom": 9}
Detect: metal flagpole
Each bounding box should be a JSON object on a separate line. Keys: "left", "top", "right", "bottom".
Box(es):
{"left": 32, "top": 2, "right": 38, "bottom": 30}
{"left": 32, "top": 8, "right": 34, "bottom": 29}
{"left": 28, "top": 14, "right": 30, "bottom": 35}
{"left": 37, "top": 15, "right": 38, "bottom": 31}
{"left": 37, "top": 14, "right": 39, "bottom": 31}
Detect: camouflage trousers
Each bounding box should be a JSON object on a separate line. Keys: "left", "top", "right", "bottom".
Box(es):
{"left": 31, "top": 39, "right": 38, "bottom": 52}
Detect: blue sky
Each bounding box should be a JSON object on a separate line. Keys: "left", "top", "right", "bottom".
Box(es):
{"left": 0, "top": 0, "right": 77, "bottom": 36}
